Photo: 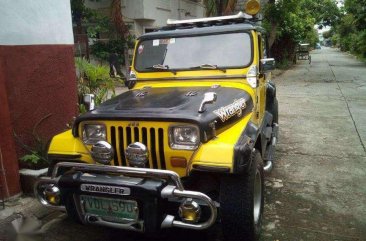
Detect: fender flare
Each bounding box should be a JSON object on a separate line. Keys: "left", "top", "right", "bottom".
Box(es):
{"left": 232, "top": 112, "right": 273, "bottom": 174}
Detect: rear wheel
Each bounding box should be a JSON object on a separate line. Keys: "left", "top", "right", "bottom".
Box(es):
{"left": 220, "top": 150, "right": 264, "bottom": 241}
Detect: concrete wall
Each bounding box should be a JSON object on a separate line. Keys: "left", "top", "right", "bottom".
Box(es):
{"left": 0, "top": 0, "right": 77, "bottom": 197}
{"left": 85, "top": 0, "right": 206, "bottom": 36}
{"left": 124, "top": 0, "right": 206, "bottom": 35}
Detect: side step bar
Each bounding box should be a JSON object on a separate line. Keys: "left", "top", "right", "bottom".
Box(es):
{"left": 264, "top": 123, "right": 279, "bottom": 173}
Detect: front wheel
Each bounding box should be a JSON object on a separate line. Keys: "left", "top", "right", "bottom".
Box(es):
{"left": 220, "top": 150, "right": 264, "bottom": 241}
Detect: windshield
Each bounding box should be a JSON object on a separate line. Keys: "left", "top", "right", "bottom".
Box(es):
{"left": 134, "top": 32, "right": 252, "bottom": 72}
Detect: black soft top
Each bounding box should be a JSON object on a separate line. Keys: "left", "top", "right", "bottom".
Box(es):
{"left": 138, "top": 22, "right": 265, "bottom": 40}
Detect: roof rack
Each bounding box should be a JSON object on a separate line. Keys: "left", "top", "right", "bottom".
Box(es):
{"left": 167, "top": 11, "right": 253, "bottom": 25}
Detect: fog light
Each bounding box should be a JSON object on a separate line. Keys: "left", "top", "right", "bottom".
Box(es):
{"left": 43, "top": 185, "right": 61, "bottom": 205}
{"left": 91, "top": 140, "right": 114, "bottom": 164}
{"left": 178, "top": 198, "right": 201, "bottom": 223}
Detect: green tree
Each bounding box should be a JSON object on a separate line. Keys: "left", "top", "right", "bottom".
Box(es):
{"left": 204, "top": 0, "right": 238, "bottom": 16}
{"left": 344, "top": 0, "right": 366, "bottom": 31}
{"left": 330, "top": 0, "right": 366, "bottom": 57}
{"left": 263, "top": 0, "right": 339, "bottom": 64}
{"left": 75, "top": 57, "right": 115, "bottom": 112}
{"left": 111, "top": 0, "right": 132, "bottom": 80}
{"left": 70, "top": 0, "right": 135, "bottom": 77}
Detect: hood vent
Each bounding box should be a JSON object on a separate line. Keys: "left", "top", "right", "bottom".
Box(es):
{"left": 136, "top": 91, "right": 148, "bottom": 97}
{"left": 185, "top": 91, "right": 198, "bottom": 97}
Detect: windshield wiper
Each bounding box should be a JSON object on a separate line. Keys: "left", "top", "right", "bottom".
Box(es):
{"left": 190, "top": 64, "right": 226, "bottom": 73}
{"left": 146, "top": 64, "right": 177, "bottom": 75}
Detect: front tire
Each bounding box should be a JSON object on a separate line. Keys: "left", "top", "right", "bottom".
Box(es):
{"left": 220, "top": 150, "right": 264, "bottom": 241}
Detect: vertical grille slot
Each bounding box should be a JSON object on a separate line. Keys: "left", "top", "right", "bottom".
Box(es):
{"left": 150, "top": 128, "right": 158, "bottom": 169}
{"left": 134, "top": 127, "right": 139, "bottom": 142}
{"left": 142, "top": 128, "right": 148, "bottom": 145}
{"left": 118, "top": 127, "right": 126, "bottom": 166}
{"left": 110, "top": 127, "right": 118, "bottom": 166}
{"left": 126, "top": 127, "right": 131, "bottom": 166}
{"left": 126, "top": 127, "right": 132, "bottom": 145}
{"left": 142, "top": 128, "right": 150, "bottom": 168}
{"left": 158, "top": 128, "right": 166, "bottom": 169}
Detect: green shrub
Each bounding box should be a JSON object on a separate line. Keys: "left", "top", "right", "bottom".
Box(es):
{"left": 90, "top": 40, "right": 125, "bottom": 63}
{"left": 355, "top": 30, "right": 366, "bottom": 58}
{"left": 75, "top": 57, "right": 116, "bottom": 113}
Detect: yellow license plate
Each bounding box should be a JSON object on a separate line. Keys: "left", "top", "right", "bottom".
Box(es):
{"left": 81, "top": 195, "right": 138, "bottom": 221}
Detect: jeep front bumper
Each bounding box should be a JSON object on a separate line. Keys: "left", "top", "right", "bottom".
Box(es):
{"left": 34, "top": 162, "right": 217, "bottom": 232}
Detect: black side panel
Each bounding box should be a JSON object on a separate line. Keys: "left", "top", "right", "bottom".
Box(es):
{"left": 266, "top": 81, "right": 276, "bottom": 112}
{"left": 260, "top": 111, "right": 273, "bottom": 159}
{"left": 232, "top": 122, "right": 258, "bottom": 174}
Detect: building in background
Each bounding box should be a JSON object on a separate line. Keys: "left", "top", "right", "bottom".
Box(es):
{"left": 86, "top": 0, "right": 205, "bottom": 36}
{"left": 75, "top": 0, "right": 205, "bottom": 58}
{"left": 0, "top": 0, "right": 77, "bottom": 197}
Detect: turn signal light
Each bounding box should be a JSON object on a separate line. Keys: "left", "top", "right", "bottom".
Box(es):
{"left": 245, "top": 0, "right": 260, "bottom": 16}
{"left": 170, "top": 157, "right": 187, "bottom": 168}
{"left": 178, "top": 198, "right": 201, "bottom": 223}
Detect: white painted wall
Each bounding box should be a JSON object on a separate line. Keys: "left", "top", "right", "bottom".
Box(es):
{"left": 85, "top": 0, "right": 205, "bottom": 37}
{"left": 0, "top": 0, "right": 74, "bottom": 45}
{"left": 127, "top": 0, "right": 205, "bottom": 36}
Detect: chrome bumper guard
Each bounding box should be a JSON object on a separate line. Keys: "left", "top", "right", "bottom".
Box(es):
{"left": 35, "top": 162, "right": 217, "bottom": 231}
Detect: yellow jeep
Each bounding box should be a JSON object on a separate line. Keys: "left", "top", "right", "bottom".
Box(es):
{"left": 35, "top": 2, "right": 278, "bottom": 241}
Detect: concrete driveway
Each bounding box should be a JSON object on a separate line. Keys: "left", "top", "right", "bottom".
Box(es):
{"left": 1, "top": 47, "right": 365, "bottom": 241}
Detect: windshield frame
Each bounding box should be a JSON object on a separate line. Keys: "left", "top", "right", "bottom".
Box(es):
{"left": 133, "top": 30, "right": 254, "bottom": 73}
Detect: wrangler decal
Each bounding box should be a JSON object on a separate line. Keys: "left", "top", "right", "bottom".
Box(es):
{"left": 213, "top": 98, "right": 247, "bottom": 122}
{"left": 80, "top": 184, "right": 131, "bottom": 196}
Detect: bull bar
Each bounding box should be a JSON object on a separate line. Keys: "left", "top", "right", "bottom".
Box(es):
{"left": 34, "top": 162, "right": 218, "bottom": 230}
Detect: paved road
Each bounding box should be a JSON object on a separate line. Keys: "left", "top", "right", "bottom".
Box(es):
{"left": 1, "top": 48, "right": 365, "bottom": 241}
{"left": 262, "top": 47, "right": 366, "bottom": 241}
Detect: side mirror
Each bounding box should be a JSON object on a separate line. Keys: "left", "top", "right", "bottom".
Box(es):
{"left": 260, "top": 58, "right": 275, "bottom": 73}
{"left": 83, "top": 94, "right": 95, "bottom": 111}
{"left": 198, "top": 92, "right": 217, "bottom": 113}
{"left": 126, "top": 70, "right": 137, "bottom": 89}
{"left": 125, "top": 79, "right": 136, "bottom": 89}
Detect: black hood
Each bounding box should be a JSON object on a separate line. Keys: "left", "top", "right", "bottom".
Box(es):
{"left": 74, "top": 86, "right": 253, "bottom": 142}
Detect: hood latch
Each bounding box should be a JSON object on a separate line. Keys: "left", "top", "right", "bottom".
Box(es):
{"left": 198, "top": 92, "right": 217, "bottom": 113}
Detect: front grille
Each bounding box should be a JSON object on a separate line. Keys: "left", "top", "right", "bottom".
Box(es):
{"left": 109, "top": 126, "right": 166, "bottom": 169}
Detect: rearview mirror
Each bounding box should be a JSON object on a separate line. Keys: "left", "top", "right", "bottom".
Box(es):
{"left": 260, "top": 58, "right": 275, "bottom": 73}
